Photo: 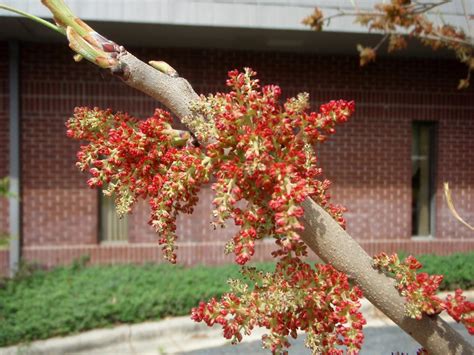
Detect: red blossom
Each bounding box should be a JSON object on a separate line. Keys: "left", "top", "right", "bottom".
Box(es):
{"left": 67, "top": 107, "right": 210, "bottom": 263}
{"left": 444, "top": 289, "right": 474, "bottom": 335}
{"left": 374, "top": 253, "right": 473, "bottom": 333}
{"left": 195, "top": 69, "right": 354, "bottom": 264}
{"left": 191, "top": 257, "right": 365, "bottom": 354}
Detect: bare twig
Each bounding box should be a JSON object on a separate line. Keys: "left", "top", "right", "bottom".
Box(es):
{"left": 461, "top": 0, "right": 473, "bottom": 37}
{"left": 374, "top": 33, "right": 390, "bottom": 51}
{"left": 411, "top": 0, "right": 451, "bottom": 13}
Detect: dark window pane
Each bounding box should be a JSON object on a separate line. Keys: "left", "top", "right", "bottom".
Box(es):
{"left": 412, "top": 122, "right": 435, "bottom": 237}
{"left": 100, "top": 193, "right": 128, "bottom": 242}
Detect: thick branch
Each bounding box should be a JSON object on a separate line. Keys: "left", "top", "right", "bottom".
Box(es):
{"left": 300, "top": 198, "right": 473, "bottom": 355}
{"left": 118, "top": 53, "right": 201, "bottom": 135}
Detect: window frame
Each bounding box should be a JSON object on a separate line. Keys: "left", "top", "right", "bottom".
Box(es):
{"left": 98, "top": 191, "right": 129, "bottom": 244}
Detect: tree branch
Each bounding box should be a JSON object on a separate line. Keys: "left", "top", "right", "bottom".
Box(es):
{"left": 117, "top": 53, "right": 200, "bottom": 132}
{"left": 313, "top": 6, "right": 474, "bottom": 49}
{"left": 108, "top": 38, "right": 474, "bottom": 355}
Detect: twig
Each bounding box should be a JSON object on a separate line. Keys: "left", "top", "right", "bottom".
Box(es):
{"left": 460, "top": 0, "right": 473, "bottom": 37}
{"left": 444, "top": 182, "right": 474, "bottom": 231}
{"left": 374, "top": 33, "right": 390, "bottom": 51}
{"left": 0, "top": 4, "right": 65, "bottom": 35}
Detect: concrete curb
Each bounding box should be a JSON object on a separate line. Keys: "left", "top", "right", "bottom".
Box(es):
{"left": 1, "top": 291, "right": 472, "bottom": 355}
{"left": 0, "top": 316, "right": 210, "bottom": 355}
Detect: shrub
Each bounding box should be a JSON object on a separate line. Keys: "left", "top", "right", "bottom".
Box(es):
{"left": 0, "top": 260, "right": 273, "bottom": 346}
{"left": 417, "top": 253, "right": 474, "bottom": 291}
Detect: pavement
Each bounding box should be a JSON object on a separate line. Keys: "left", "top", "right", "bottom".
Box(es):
{"left": 1, "top": 293, "right": 473, "bottom": 355}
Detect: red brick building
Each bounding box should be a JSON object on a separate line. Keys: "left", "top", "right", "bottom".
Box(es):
{"left": 1, "top": 1, "right": 473, "bottom": 275}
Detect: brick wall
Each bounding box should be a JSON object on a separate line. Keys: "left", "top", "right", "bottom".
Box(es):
{"left": 1, "top": 42, "right": 473, "bottom": 272}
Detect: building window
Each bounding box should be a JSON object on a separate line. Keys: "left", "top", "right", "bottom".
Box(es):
{"left": 411, "top": 122, "right": 436, "bottom": 237}
{"left": 100, "top": 193, "right": 128, "bottom": 242}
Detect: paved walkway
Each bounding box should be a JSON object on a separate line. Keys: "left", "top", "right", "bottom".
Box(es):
{"left": 184, "top": 323, "right": 473, "bottom": 355}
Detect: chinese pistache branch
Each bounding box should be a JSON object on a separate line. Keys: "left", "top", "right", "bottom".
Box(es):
{"left": 3, "top": 0, "right": 472, "bottom": 353}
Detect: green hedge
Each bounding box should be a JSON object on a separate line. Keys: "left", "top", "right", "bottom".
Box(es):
{"left": 0, "top": 252, "right": 472, "bottom": 347}
{"left": 0, "top": 260, "right": 274, "bottom": 347}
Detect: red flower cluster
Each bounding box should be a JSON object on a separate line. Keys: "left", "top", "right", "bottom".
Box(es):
{"left": 373, "top": 253, "right": 474, "bottom": 334}
{"left": 67, "top": 107, "right": 210, "bottom": 262}
{"left": 68, "top": 69, "right": 354, "bottom": 266}
{"left": 193, "top": 68, "right": 353, "bottom": 264}
{"left": 191, "top": 257, "right": 365, "bottom": 354}
{"left": 444, "top": 289, "right": 474, "bottom": 335}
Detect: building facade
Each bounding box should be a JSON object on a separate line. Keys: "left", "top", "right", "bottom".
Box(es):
{"left": 1, "top": 1, "right": 473, "bottom": 275}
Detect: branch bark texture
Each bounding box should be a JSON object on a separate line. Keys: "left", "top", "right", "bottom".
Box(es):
{"left": 119, "top": 53, "right": 200, "bottom": 130}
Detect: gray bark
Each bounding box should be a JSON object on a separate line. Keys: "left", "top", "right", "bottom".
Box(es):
{"left": 119, "top": 53, "right": 201, "bottom": 135}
